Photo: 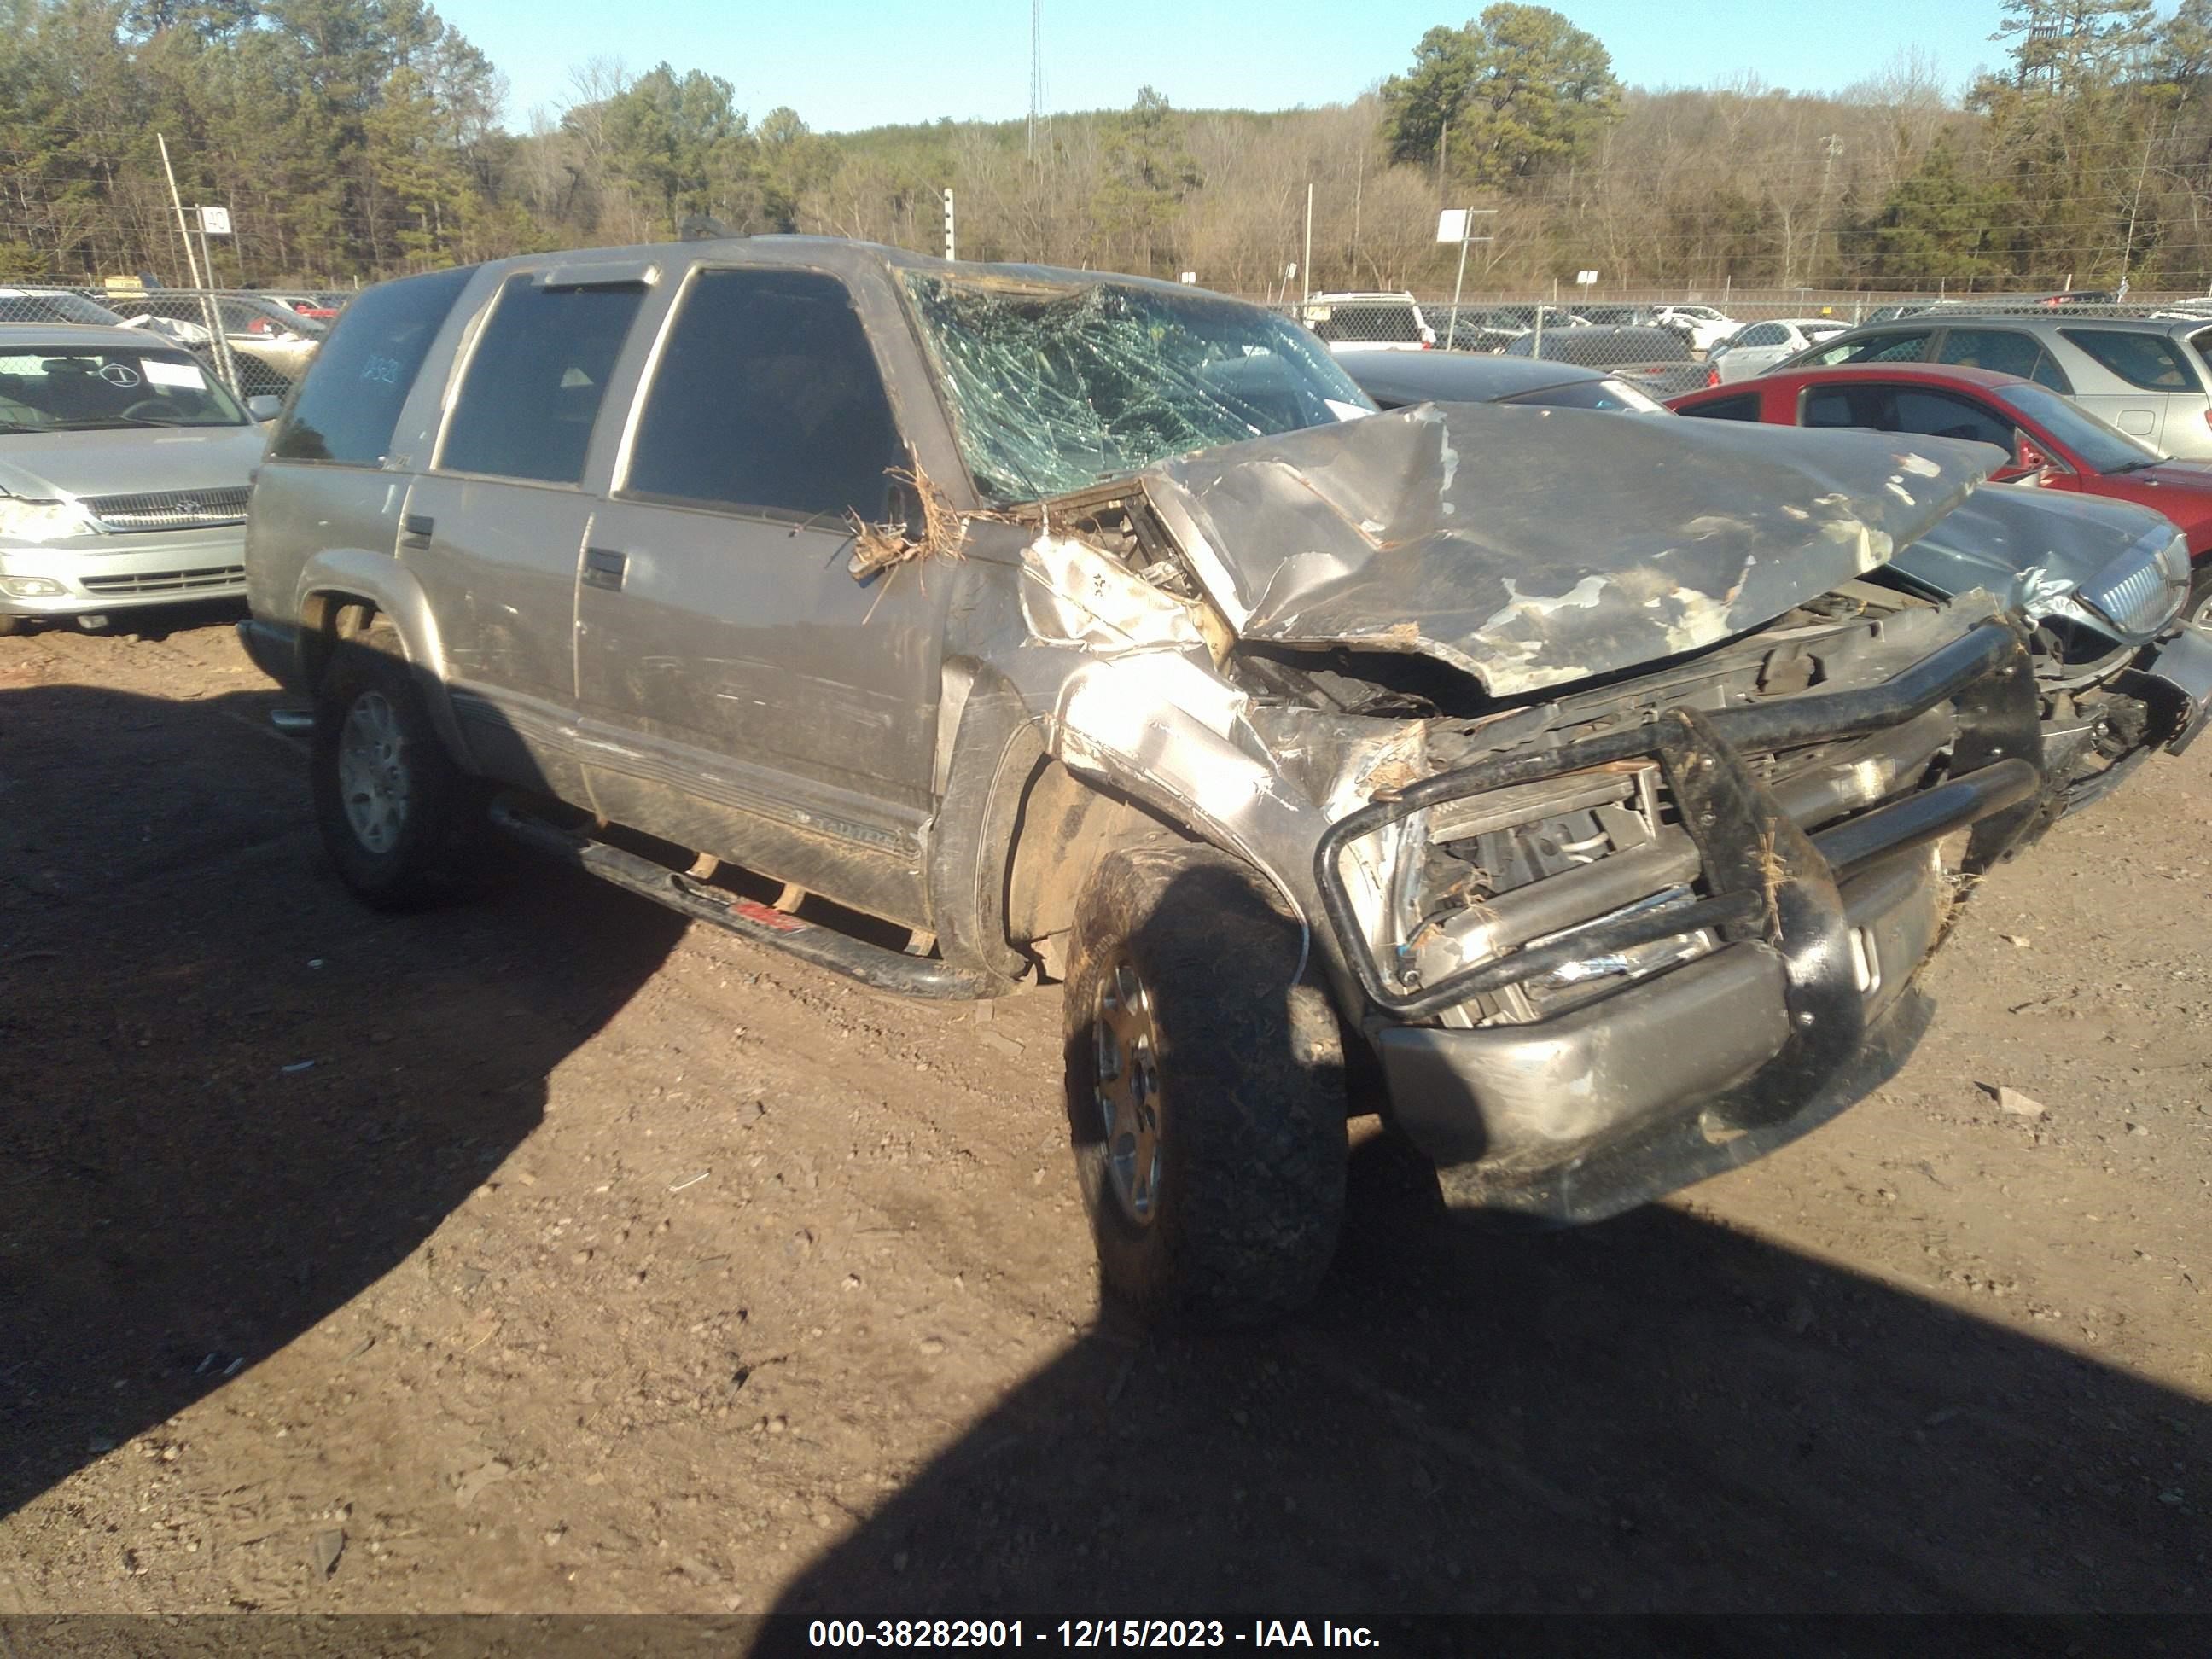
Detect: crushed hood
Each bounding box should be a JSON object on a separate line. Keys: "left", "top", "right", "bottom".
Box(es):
{"left": 1138, "top": 403, "right": 2002, "bottom": 696}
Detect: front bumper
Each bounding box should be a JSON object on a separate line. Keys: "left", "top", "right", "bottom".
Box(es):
{"left": 1317, "top": 618, "right": 2046, "bottom": 1222}
{"left": 0, "top": 525, "right": 247, "bottom": 618}
{"left": 2041, "top": 623, "right": 2212, "bottom": 817}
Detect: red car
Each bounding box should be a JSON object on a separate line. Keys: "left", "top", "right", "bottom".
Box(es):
{"left": 1668, "top": 364, "right": 2212, "bottom": 624}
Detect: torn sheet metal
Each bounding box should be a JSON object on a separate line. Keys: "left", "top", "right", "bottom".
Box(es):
{"left": 1138, "top": 404, "right": 2004, "bottom": 696}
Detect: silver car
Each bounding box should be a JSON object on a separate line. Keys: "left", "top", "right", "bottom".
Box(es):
{"left": 0, "top": 323, "right": 273, "bottom": 634}
{"left": 1784, "top": 313, "right": 2212, "bottom": 460}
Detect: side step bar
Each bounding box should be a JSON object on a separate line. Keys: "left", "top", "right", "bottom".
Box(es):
{"left": 489, "top": 801, "right": 992, "bottom": 1000}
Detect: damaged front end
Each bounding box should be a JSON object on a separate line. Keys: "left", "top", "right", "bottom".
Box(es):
{"left": 908, "top": 282, "right": 2051, "bottom": 1221}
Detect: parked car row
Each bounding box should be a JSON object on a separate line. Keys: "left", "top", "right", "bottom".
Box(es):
{"left": 7, "top": 243, "right": 2207, "bottom": 1330}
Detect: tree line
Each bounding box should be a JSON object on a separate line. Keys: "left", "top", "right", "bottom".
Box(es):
{"left": 3, "top": 0, "right": 2209, "bottom": 295}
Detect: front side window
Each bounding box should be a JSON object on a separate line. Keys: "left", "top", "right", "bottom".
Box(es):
{"left": 2059, "top": 328, "right": 2195, "bottom": 391}
{"left": 1990, "top": 381, "right": 2163, "bottom": 474}
{"left": 0, "top": 344, "right": 247, "bottom": 431}
{"left": 1735, "top": 323, "right": 1784, "bottom": 348}
{"left": 439, "top": 275, "right": 646, "bottom": 484}
{"left": 273, "top": 265, "right": 474, "bottom": 465}
{"left": 625, "top": 268, "right": 904, "bottom": 520}
{"left": 1803, "top": 383, "right": 2011, "bottom": 450}
{"left": 907, "top": 273, "right": 1371, "bottom": 502}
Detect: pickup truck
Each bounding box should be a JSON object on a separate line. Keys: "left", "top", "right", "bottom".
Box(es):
{"left": 241, "top": 239, "right": 2068, "bottom": 1324}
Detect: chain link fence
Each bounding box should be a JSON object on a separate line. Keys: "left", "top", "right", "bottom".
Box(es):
{"left": 0, "top": 282, "right": 348, "bottom": 403}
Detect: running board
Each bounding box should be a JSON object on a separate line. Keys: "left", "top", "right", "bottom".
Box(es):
{"left": 490, "top": 801, "right": 992, "bottom": 1000}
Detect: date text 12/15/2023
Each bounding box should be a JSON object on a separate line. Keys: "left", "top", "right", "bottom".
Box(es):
{"left": 806, "top": 1622, "right": 1382, "bottom": 1649}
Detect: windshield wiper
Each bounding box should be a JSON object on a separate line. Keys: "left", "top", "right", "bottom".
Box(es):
{"left": 2105, "top": 458, "right": 2163, "bottom": 474}
{"left": 50, "top": 417, "right": 162, "bottom": 431}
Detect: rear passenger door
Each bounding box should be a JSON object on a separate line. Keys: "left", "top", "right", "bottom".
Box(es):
{"left": 400, "top": 264, "right": 652, "bottom": 800}
{"left": 2057, "top": 328, "right": 2192, "bottom": 450}
{"left": 573, "top": 264, "right": 946, "bottom": 925}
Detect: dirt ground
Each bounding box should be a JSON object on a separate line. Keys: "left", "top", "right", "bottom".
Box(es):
{"left": 2, "top": 611, "right": 2208, "bottom": 1626}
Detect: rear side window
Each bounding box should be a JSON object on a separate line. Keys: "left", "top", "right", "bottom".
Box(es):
{"left": 623, "top": 268, "right": 904, "bottom": 520}
{"left": 2059, "top": 328, "right": 2195, "bottom": 391}
{"left": 1832, "top": 330, "right": 1931, "bottom": 365}
{"left": 1936, "top": 328, "right": 2051, "bottom": 383}
{"left": 1734, "top": 323, "right": 1784, "bottom": 348}
{"left": 271, "top": 266, "right": 473, "bottom": 464}
{"left": 439, "top": 276, "right": 647, "bottom": 484}
{"left": 1676, "top": 392, "right": 1761, "bottom": 421}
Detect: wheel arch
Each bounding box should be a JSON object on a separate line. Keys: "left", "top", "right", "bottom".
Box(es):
{"left": 294, "top": 550, "right": 477, "bottom": 771}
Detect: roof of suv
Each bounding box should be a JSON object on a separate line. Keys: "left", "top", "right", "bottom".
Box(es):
{"left": 375, "top": 234, "right": 1243, "bottom": 310}
{"left": 1827, "top": 311, "right": 2212, "bottom": 339}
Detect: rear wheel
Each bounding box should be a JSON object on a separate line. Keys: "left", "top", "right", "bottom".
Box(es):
{"left": 311, "top": 623, "right": 487, "bottom": 910}
{"left": 1062, "top": 843, "right": 1348, "bottom": 1325}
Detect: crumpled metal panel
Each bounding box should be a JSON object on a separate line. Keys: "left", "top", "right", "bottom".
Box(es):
{"left": 1139, "top": 403, "right": 2004, "bottom": 696}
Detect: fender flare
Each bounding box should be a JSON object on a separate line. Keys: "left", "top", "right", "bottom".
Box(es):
{"left": 294, "top": 550, "right": 478, "bottom": 771}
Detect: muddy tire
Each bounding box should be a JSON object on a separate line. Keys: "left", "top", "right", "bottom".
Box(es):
{"left": 311, "top": 626, "right": 487, "bottom": 911}
{"left": 1062, "top": 843, "right": 1348, "bottom": 1325}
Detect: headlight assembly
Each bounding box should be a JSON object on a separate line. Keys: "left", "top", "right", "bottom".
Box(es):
{"left": 0, "top": 496, "right": 96, "bottom": 544}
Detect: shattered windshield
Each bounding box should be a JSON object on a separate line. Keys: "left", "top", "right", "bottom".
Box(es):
{"left": 904, "top": 273, "right": 1372, "bottom": 502}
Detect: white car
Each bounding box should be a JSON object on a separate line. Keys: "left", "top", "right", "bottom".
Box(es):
{"left": 1652, "top": 304, "right": 1739, "bottom": 354}
{"left": 1707, "top": 317, "right": 1855, "bottom": 383}
{"left": 1297, "top": 291, "right": 1435, "bottom": 353}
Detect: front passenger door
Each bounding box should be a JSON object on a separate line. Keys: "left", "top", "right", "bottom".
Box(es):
{"left": 574, "top": 265, "right": 948, "bottom": 927}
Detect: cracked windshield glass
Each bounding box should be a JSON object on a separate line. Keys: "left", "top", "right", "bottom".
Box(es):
{"left": 905, "top": 273, "right": 1371, "bottom": 503}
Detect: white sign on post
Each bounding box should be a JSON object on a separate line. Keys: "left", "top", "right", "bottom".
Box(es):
{"left": 1436, "top": 208, "right": 1470, "bottom": 244}
{"left": 197, "top": 206, "right": 232, "bottom": 236}
{"left": 1575, "top": 269, "right": 1598, "bottom": 287}
{"left": 1179, "top": 271, "right": 1197, "bottom": 285}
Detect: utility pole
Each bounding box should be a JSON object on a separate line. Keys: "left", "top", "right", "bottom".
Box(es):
{"left": 942, "top": 188, "right": 956, "bottom": 262}
{"left": 1815, "top": 134, "right": 1842, "bottom": 287}
{"left": 1436, "top": 119, "right": 1449, "bottom": 194}
{"left": 1302, "top": 182, "right": 1313, "bottom": 305}
{"left": 1027, "top": 0, "right": 1048, "bottom": 162}
{"left": 156, "top": 132, "right": 232, "bottom": 393}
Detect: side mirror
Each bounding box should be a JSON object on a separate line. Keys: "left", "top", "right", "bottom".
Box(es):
{"left": 2001, "top": 428, "right": 2052, "bottom": 479}
{"left": 247, "top": 394, "right": 282, "bottom": 422}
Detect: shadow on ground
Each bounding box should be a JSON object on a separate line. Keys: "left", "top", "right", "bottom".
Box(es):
{"left": 0, "top": 680, "right": 684, "bottom": 1517}
{"left": 776, "top": 1098, "right": 2209, "bottom": 1621}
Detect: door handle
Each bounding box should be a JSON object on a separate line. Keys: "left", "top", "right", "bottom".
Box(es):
{"left": 584, "top": 546, "right": 629, "bottom": 592}
{"left": 399, "top": 513, "right": 434, "bottom": 550}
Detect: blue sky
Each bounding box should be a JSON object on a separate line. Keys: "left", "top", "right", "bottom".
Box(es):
{"left": 457, "top": 0, "right": 2016, "bottom": 133}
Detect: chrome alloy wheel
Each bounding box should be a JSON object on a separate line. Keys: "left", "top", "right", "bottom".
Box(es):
{"left": 1093, "top": 955, "right": 1164, "bottom": 1225}
{"left": 337, "top": 690, "right": 410, "bottom": 854}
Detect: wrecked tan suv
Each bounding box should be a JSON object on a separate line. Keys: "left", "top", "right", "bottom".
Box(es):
{"left": 241, "top": 239, "right": 2054, "bottom": 1324}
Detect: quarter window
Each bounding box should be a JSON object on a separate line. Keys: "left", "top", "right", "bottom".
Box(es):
{"left": 271, "top": 265, "right": 473, "bottom": 465}
{"left": 439, "top": 275, "right": 646, "bottom": 484}
{"left": 624, "top": 268, "right": 905, "bottom": 520}
{"left": 2058, "top": 328, "right": 2196, "bottom": 391}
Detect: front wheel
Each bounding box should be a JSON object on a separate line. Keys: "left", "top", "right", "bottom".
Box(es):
{"left": 2186, "top": 565, "right": 2212, "bottom": 632}
{"left": 311, "top": 628, "right": 487, "bottom": 910}
{"left": 1062, "top": 843, "right": 1348, "bottom": 1326}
